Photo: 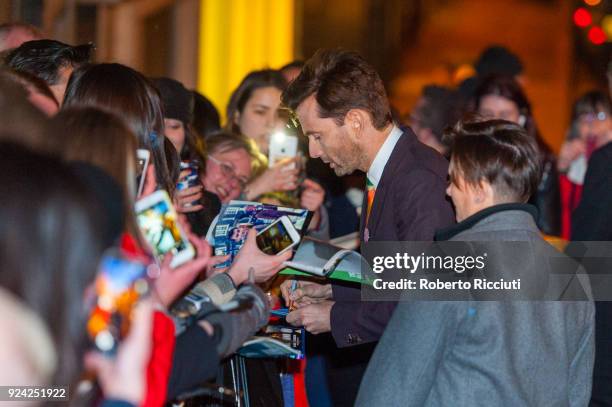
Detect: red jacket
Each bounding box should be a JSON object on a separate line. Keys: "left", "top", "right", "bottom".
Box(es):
{"left": 559, "top": 174, "right": 583, "bottom": 240}
{"left": 120, "top": 233, "right": 175, "bottom": 407}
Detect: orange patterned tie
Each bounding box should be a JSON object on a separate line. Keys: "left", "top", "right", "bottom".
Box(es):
{"left": 366, "top": 177, "right": 376, "bottom": 225}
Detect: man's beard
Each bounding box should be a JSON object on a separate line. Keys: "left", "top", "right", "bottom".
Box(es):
{"left": 329, "top": 143, "right": 364, "bottom": 176}
{"left": 332, "top": 164, "right": 353, "bottom": 177}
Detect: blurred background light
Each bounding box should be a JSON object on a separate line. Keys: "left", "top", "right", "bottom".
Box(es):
{"left": 574, "top": 8, "right": 593, "bottom": 28}
{"left": 601, "top": 14, "right": 612, "bottom": 38}
{"left": 584, "top": 0, "right": 602, "bottom": 7}
{"left": 588, "top": 26, "right": 607, "bottom": 44}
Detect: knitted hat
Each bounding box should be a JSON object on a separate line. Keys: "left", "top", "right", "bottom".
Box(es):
{"left": 152, "top": 77, "right": 194, "bottom": 125}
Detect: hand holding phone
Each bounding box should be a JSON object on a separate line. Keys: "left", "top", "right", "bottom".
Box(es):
{"left": 86, "top": 250, "right": 150, "bottom": 355}
{"left": 269, "top": 132, "right": 298, "bottom": 168}
{"left": 135, "top": 190, "right": 195, "bottom": 268}
{"left": 84, "top": 298, "right": 153, "bottom": 405}
{"left": 256, "top": 216, "right": 301, "bottom": 255}
{"left": 152, "top": 231, "right": 212, "bottom": 308}
{"left": 228, "top": 228, "right": 293, "bottom": 285}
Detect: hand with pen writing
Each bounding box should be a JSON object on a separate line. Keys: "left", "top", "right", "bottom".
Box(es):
{"left": 281, "top": 280, "right": 334, "bottom": 334}
{"left": 280, "top": 279, "right": 332, "bottom": 308}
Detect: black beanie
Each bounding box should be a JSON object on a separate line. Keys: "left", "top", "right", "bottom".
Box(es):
{"left": 152, "top": 77, "right": 194, "bottom": 125}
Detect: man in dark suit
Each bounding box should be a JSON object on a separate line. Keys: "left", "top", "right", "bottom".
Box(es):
{"left": 570, "top": 141, "right": 612, "bottom": 407}
{"left": 280, "top": 49, "right": 454, "bottom": 405}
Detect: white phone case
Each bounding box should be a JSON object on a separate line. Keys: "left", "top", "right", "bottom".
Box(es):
{"left": 268, "top": 133, "right": 298, "bottom": 168}
{"left": 257, "top": 215, "right": 301, "bottom": 255}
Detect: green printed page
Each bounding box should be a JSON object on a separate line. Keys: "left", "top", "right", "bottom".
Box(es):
{"left": 280, "top": 267, "right": 371, "bottom": 285}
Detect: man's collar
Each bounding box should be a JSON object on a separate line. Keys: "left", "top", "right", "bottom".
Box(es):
{"left": 366, "top": 125, "right": 402, "bottom": 188}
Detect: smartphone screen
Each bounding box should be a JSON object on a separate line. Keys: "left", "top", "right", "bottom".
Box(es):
{"left": 87, "top": 251, "right": 149, "bottom": 354}
{"left": 136, "top": 198, "right": 188, "bottom": 258}
{"left": 256, "top": 220, "right": 296, "bottom": 255}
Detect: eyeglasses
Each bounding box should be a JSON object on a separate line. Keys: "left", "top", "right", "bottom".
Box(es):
{"left": 208, "top": 155, "right": 249, "bottom": 189}
{"left": 578, "top": 111, "right": 608, "bottom": 123}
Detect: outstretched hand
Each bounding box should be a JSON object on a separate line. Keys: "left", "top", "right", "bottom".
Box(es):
{"left": 84, "top": 299, "right": 154, "bottom": 405}
{"left": 151, "top": 232, "right": 211, "bottom": 308}
{"left": 228, "top": 228, "right": 292, "bottom": 285}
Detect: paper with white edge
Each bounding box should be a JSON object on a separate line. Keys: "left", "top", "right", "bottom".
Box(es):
{"left": 283, "top": 237, "right": 366, "bottom": 279}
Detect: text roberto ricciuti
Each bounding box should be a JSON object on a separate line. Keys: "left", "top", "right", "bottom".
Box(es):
{"left": 371, "top": 252, "right": 521, "bottom": 291}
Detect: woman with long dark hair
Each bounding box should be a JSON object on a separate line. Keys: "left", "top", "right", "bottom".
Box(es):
{"left": 62, "top": 63, "right": 175, "bottom": 194}
{"left": 473, "top": 74, "right": 561, "bottom": 236}
{"left": 226, "top": 69, "right": 301, "bottom": 200}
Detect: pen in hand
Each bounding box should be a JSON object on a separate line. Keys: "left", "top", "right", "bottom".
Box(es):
{"left": 288, "top": 280, "right": 298, "bottom": 311}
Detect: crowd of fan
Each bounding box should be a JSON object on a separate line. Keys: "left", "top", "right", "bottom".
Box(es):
{"left": 0, "top": 21, "right": 611, "bottom": 407}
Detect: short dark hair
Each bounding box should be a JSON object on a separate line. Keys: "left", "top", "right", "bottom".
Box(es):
{"left": 445, "top": 119, "right": 541, "bottom": 202}
{"left": 571, "top": 90, "right": 612, "bottom": 121}
{"left": 5, "top": 39, "right": 92, "bottom": 85}
{"left": 282, "top": 49, "right": 392, "bottom": 130}
{"left": 413, "top": 85, "right": 463, "bottom": 142}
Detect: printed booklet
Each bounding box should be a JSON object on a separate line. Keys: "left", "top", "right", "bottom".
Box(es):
{"left": 207, "top": 200, "right": 312, "bottom": 268}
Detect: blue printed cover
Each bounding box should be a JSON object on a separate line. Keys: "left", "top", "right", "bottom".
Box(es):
{"left": 211, "top": 200, "right": 311, "bottom": 268}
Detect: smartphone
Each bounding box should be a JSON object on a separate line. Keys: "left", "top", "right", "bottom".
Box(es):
{"left": 86, "top": 249, "right": 149, "bottom": 354}
{"left": 135, "top": 190, "right": 195, "bottom": 267}
{"left": 136, "top": 149, "right": 150, "bottom": 197}
{"left": 176, "top": 161, "right": 201, "bottom": 207}
{"left": 268, "top": 131, "right": 298, "bottom": 168}
{"left": 256, "top": 216, "right": 301, "bottom": 255}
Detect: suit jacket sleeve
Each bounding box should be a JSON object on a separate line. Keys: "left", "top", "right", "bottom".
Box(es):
{"left": 331, "top": 169, "right": 454, "bottom": 347}
{"left": 354, "top": 301, "right": 461, "bottom": 407}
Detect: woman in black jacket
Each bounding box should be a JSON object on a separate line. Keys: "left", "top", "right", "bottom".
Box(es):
{"left": 472, "top": 74, "right": 561, "bottom": 236}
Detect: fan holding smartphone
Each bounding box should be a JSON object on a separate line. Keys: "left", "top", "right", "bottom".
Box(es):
{"left": 135, "top": 190, "right": 195, "bottom": 268}
{"left": 256, "top": 215, "right": 301, "bottom": 255}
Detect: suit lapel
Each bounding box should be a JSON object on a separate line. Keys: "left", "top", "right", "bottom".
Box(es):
{"left": 366, "top": 132, "right": 412, "bottom": 239}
